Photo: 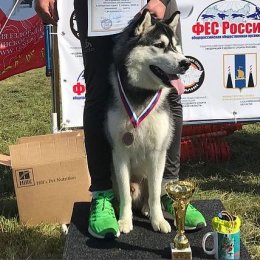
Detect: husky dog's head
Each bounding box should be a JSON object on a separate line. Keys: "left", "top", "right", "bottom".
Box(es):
{"left": 114, "top": 10, "right": 190, "bottom": 93}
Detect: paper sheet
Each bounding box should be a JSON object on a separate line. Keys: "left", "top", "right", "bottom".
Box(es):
{"left": 88, "top": 0, "right": 147, "bottom": 36}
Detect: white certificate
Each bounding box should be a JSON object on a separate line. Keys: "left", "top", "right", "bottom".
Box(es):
{"left": 88, "top": 0, "right": 147, "bottom": 36}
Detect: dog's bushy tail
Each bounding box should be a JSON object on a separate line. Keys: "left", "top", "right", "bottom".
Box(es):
{"left": 130, "top": 180, "right": 149, "bottom": 214}
{"left": 130, "top": 182, "right": 141, "bottom": 201}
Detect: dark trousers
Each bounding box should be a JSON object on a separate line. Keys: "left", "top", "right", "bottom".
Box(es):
{"left": 74, "top": 0, "right": 182, "bottom": 192}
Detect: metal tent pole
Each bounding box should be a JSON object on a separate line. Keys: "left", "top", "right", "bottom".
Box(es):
{"left": 44, "top": 25, "right": 68, "bottom": 234}
{"left": 44, "top": 24, "right": 61, "bottom": 133}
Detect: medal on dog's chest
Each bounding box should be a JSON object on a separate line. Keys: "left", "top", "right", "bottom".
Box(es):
{"left": 117, "top": 69, "right": 161, "bottom": 147}
{"left": 117, "top": 70, "right": 162, "bottom": 129}
{"left": 122, "top": 132, "right": 134, "bottom": 146}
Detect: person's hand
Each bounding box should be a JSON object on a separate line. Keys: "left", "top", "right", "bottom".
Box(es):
{"left": 143, "top": 0, "right": 166, "bottom": 19}
{"left": 34, "top": 0, "right": 58, "bottom": 25}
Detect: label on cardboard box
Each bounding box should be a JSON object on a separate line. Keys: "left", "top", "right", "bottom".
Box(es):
{"left": 15, "top": 168, "right": 34, "bottom": 188}
{"left": 9, "top": 131, "right": 91, "bottom": 225}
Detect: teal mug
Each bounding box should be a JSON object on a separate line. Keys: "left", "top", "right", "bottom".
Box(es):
{"left": 202, "top": 230, "right": 240, "bottom": 260}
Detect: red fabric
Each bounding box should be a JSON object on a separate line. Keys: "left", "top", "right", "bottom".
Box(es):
{"left": 0, "top": 9, "right": 45, "bottom": 81}
{"left": 181, "top": 123, "right": 242, "bottom": 162}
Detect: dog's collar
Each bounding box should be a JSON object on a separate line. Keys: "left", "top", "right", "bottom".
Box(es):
{"left": 117, "top": 69, "right": 162, "bottom": 128}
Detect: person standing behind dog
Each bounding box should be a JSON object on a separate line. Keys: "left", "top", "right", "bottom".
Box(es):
{"left": 35, "top": 0, "right": 206, "bottom": 239}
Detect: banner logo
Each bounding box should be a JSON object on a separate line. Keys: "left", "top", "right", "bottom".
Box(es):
{"left": 224, "top": 53, "right": 257, "bottom": 89}
{"left": 180, "top": 56, "right": 205, "bottom": 94}
{"left": 191, "top": 0, "right": 260, "bottom": 40}
{"left": 70, "top": 10, "right": 79, "bottom": 39}
{"left": 72, "top": 70, "right": 86, "bottom": 100}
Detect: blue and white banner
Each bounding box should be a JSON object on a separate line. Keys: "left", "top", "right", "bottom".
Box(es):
{"left": 179, "top": 0, "right": 260, "bottom": 124}
{"left": 57, "top": 0, "right": 260, "bottom": 127}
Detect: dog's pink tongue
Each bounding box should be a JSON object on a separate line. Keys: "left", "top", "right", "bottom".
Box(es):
{"left": 170, "top": 78, "right": 185, "bottom": 95}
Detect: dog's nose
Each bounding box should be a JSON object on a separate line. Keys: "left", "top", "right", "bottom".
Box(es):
{"left": 179, "top": 59, "right": 191, "bottom": 71}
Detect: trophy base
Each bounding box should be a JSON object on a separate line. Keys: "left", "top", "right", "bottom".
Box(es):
{"left": 170, "top": 243, "right": 192, "bottom": 260}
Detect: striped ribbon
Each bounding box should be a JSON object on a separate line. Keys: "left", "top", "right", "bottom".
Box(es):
{"left": 117, "top": 70, "right": 162, "bottom": 128}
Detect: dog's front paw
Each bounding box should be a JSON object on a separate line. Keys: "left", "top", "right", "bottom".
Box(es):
{"left": 118, "top": 218, "right": 133, "bottom": 233}
{"left": 151, "top": 218, "right": 171, "bottom": 233}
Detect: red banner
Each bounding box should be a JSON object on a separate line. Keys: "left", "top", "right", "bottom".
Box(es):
{"left": 0, "top": 2, "right": 45, "bottom": 81}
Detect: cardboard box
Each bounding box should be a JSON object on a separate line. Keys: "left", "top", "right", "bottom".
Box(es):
{"left": 0, "top": 154, "right": 11, "bottom": 167}
{"left": 8, "top": 130, "right": 91, "bottom": 225}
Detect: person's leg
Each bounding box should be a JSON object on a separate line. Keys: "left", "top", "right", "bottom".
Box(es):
{"left": 161, "top": 0, "right": 206, "bottom": 230}
{"left": 162, "top": 92, "right": 182, "bottom": 192}
{"left": 74, "top": 0, "right": 119, "bottom": 238}
{"left": 161, "top": 92, "right": 206, "bottom": 230}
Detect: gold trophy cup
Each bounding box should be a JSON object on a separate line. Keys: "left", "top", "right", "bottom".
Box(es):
{"left": 165, "top": 180, "right": 196, "bottom": 260}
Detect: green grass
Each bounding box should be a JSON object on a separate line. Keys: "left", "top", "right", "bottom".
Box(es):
{"left": 0, "top": 69, "right": 52, "bottom": 154}
{"left": 0, "top": 216, "right": 65, "bottom": 259}
{"left": 0, "top": 68, "right": 259, "bottom": 259}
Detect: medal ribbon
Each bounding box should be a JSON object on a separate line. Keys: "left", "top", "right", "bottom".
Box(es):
{"left": 117, "top": 70, "right": 162, "bottom": 128}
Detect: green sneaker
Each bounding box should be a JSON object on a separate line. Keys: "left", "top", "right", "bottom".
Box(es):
{"left": 161, "top": 195, "right": 206, "bottom": 231}
{"left": 88, "top": 191, "right": 120, "bottom": 239}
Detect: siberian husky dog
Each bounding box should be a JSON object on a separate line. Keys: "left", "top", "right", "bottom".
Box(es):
{"left": 106, "top": 10, "right": 191, "bottom": 234}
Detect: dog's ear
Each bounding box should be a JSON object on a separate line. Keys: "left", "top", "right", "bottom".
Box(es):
{"left": 165, "top": 11, "right": 180, "bottom": 34}
{"left": 135, "top": 9, "right": 152, "bottom": 35}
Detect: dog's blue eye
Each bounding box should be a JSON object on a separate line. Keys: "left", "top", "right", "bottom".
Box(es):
{"left": 153, "top": 42, "right": 165, "bottom": 48}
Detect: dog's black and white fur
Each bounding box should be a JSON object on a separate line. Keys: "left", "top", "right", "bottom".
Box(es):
{"left": 106, "top": 10, "right": 190, "bottom": 234}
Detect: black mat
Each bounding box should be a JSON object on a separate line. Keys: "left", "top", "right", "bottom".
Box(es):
{"left": 63, "top": 200, "right": 251, "bottom": 259}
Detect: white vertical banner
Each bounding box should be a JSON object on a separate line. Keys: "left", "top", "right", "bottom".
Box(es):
{"left": 177, "top": 0, "right": 260, "bottom": 124}
{"left": 57, "top": 0, "right": 260, "bottom": 127}
{"left": 57, "top": 0, "right": 85, "bottom": 127}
